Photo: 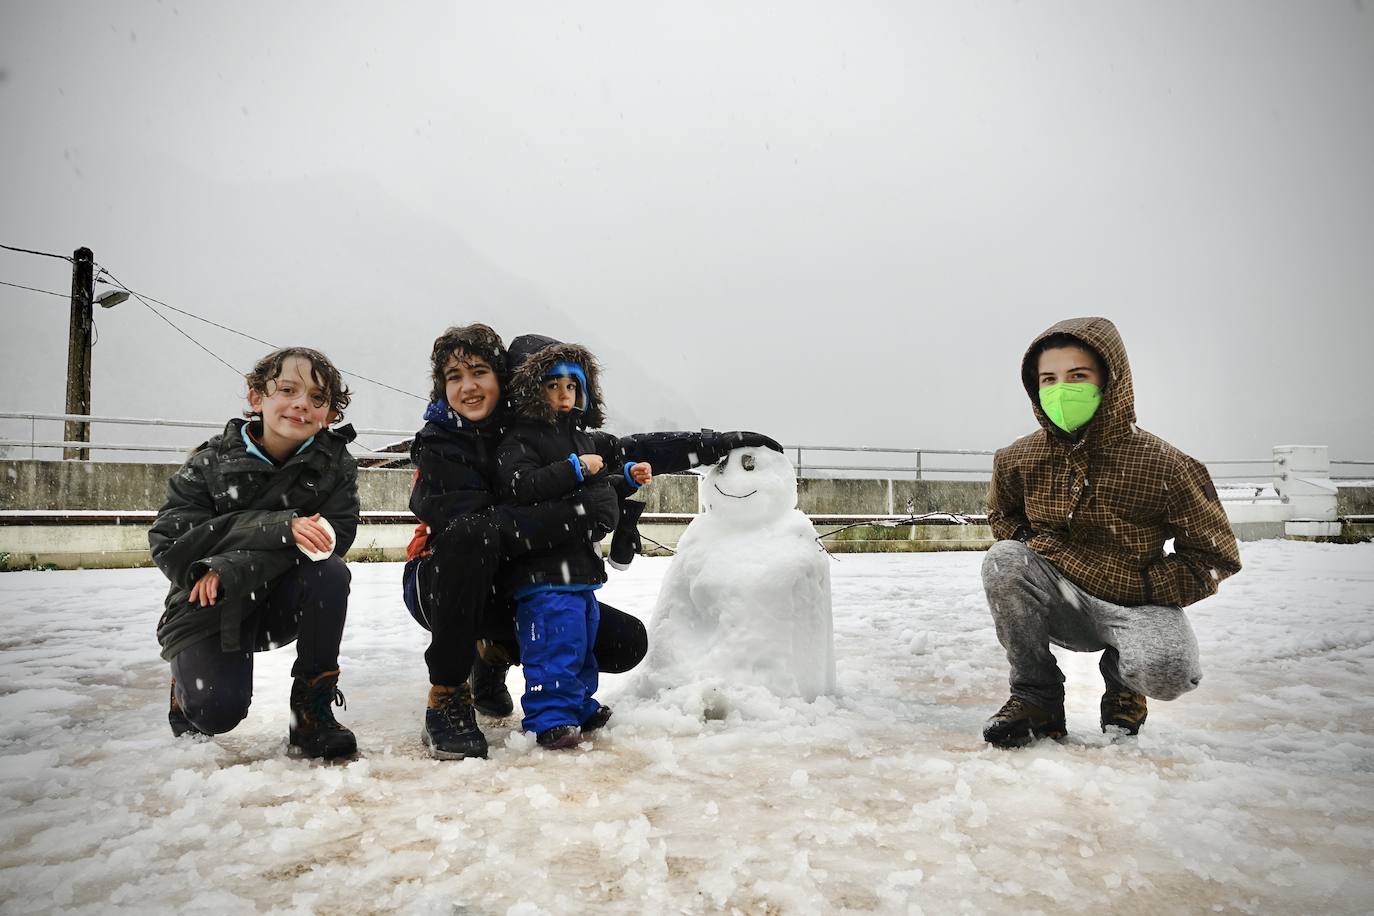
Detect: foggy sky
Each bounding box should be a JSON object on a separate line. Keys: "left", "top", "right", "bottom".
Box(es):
{"left": 2, "top": 1, "right": 1372, "bottom": 464}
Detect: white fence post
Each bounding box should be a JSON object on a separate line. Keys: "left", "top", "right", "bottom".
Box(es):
{"left": 1273, "top": 444, "right": 1341, "bottom": 537}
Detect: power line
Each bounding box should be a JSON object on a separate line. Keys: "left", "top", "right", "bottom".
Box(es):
{"left": 96, "top": 269, "right": 277, "bottom": 349}
{"left": 0, "top": 242, "right": 73, "bottom": 263}
{"left": 0, "top": 278, "right": 67, "bottom": 298}
{"left": 99, "top": 267, "right": 244, "bottom": 379}
{"left": 98, "top": 271, "right": 426, "bottom": 401}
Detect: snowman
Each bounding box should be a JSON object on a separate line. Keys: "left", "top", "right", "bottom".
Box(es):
{"left": 635, "top": 446, "right": 834, "bottom": 710}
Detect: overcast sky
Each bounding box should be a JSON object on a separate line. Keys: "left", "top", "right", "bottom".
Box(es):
{"left": 2, "top": 1, "right": 1372, "bottom": 466}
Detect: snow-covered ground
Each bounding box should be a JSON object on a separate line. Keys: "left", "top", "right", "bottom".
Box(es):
{"left": 1, "top": 540, "right": 1372, "bottom": 915}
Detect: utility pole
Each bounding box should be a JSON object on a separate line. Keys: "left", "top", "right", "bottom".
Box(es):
{"left": 64, "top": 247, "right": 94, "bottom": 460}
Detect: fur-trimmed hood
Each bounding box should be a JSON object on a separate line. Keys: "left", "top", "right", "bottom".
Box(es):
{"left": 506, "top": 334, "right": 607, "bottom": 429}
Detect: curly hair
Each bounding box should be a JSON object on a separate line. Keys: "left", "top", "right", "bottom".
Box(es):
{"left": 429, "top": 323, "right": 507, "bottom": 403}
{"left": 243, "top": 347, "right": 352, "bottom": 420}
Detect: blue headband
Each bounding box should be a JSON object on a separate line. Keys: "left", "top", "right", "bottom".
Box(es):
{"left": 544, "top": 361, "right": 588, "bottom": 393}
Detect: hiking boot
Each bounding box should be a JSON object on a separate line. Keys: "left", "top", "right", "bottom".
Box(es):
{"left": 168, "top": 679, "right": 204, "bottom": 738}
{"left": 422, "top": 684, "right": 489, "bottom": 760}
{"left": 1101, "top": 686, "right": 1148, "bottom": 735}
{"left": 581, "top": 704, "right": 613, "bottom": 734}
{"left": 469, "top": 656, "right": 514, "bottom": 718}
{"left": 288, "top": 669, "right": 358, "bottom": 760}
{"left": 536, "top": 724, "right": 582, "bottom": 750}
{"left": 982, "top": 696, "right": 1067, "bottom": 748}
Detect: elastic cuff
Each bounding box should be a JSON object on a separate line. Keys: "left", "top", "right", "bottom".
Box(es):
{"left": 622, "top": 463, "right": 642, "bottom": 490}
{"left": 567, "top": 453, "right": 584, "bottom": 482}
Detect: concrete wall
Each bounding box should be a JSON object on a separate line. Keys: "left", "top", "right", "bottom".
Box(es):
{"left": 2, "top": 460, "right": 1369, "bottom": 570}
{"left": 1338, "top": 486, "right": 1374, "bottom": 517}
{"left": 2, "top": 460, "right": 183, "bottom": 511}
{"left": 641, "top": 473, "right": 989, "bottom": 517}
{"left": 1, "top": 460, "right": 416, "bottom": 512}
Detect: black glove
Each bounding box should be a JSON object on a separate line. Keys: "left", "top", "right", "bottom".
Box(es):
{"left": 700, "top": 429, "right": 784, "bottom": 465}
{"left": 608, "top": 499, "right": 646, "bottom": 571}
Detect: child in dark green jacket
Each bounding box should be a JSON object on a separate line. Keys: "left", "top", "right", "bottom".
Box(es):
{"left": 149, "top": 347, "right": 360, "bottom": 759}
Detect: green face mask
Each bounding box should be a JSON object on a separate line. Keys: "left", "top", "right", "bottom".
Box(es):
{"left": 1039, "top": 382, "right": 1102, "bottom": 434}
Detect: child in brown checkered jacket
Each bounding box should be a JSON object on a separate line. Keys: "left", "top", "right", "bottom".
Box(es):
{"left": 980, "top": 317, "right": 1241, "bottom": 747}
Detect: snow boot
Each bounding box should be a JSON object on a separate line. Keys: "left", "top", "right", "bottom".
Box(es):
{"left": 168, "top": 679, "right": 204, "bottom": 738}
{"left": 982, "top": 696, "right": 1067, "bottom": 748}
{"left": 288, "top": 669, "right": 358, "bottom": 760}
{"left": 536, "top": 724, "right": 582, "bottom": 750}
{"left": 581, "top": 704, "right": 613, "bottom": 734}
{"left": 608, "top": 499, "right": 646, "bottom": 570}
{"left": 1101, "top": 686, "right": 1148, "bottom": 735}
{"left": 422, "top": 684, "right": 489, "bottom": 760}
{"left": 469, "top": 656, "right": 514, "bottom": 718}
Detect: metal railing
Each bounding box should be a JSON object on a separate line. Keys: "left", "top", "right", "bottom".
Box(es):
{"left": 788, "top": 444, "right": 995, "bottom": 480}
{"left": 0, "top": 411, "right": 413, "bottom": 463}
{"left": 2, "top": 412, "right": 1372, "bottom": 487}
{"left": 1332, "top": 459, "right": 1374, "bottom": 481}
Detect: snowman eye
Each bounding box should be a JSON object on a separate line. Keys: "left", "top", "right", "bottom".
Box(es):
{"left": 715, "top": 457, "right": 728, "bottom": 471}
{"left": 741, "top": 453, "right": 756, "bottom": 471}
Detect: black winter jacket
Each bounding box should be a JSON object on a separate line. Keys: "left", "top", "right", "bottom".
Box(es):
{"left": 408, "top": 398, "right": 502, "bottom": 537}
{"left": 496, "top": 337, "right": 625, "bottom": 593}
{"left": 150, "top": 419, "right": 359, "bottom": 660}
{"left": 407, "top": 399, "right": 610, "bottom": 561}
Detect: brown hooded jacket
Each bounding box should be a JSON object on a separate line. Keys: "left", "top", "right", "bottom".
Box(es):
{"left": 987, "top": 317, "right": 1241, "bottom": 608}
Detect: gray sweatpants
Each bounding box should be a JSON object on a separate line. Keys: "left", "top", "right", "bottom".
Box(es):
{"left": 982, "top": 540, "right": 1202, "bottom": 710}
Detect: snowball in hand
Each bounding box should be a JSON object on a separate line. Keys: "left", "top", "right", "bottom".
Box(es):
{"left": 635, "top": 446, "right": 835, "bottom": 708}
{"left": 297, "top": 516, "right": 336, "bottom": 562}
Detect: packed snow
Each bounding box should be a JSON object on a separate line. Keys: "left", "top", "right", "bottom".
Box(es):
{"left": 636, "top": 447, "right": 835, "bottom": 706}
{"left": 1, "top": 539, "right": 1372, "bottom": 914}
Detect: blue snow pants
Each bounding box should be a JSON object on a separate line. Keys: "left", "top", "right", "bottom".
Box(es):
{"left": 515, "top": 590, "right": 602, "bottom": 735}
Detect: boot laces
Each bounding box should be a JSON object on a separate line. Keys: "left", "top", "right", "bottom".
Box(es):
{"left": 437, "top": 688, "right": 478, "bottom": 731}
{"left": 306, "top": 684, "right": 346, "bottom": 726}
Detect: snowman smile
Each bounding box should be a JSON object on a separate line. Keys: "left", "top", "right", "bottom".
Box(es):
{"left": 712, "top": 483, "right": 757, "bottom": 500}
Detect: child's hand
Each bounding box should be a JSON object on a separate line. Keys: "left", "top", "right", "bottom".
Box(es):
{"left": 189, "top": 570, "right": 221, "bottom": 607}
{"left": 580, "top": 454, "right": 605, "bottom": 476}
{"left": 292, "top": 514, "right": 334, "bottom": 555}
{"left": 630, "top": 462, "right": 653, "bottom": 486}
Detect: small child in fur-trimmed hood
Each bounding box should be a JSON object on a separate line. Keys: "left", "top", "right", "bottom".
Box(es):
{"left": 496, "top": 334, "right": 652, "bottom": 748}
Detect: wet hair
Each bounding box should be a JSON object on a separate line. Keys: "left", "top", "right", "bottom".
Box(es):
{"left": 1024, "top": 333, "right": 1109, "bottom": 392}
{"left": 429, "top": 323, "right": 507, "bottom": 403}
{"left": 244, "top": 347, "right": 351, "bottom": 420}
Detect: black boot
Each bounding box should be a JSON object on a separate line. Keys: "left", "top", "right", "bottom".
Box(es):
{"left": 537, "top": 724, "right": 582, "bottom": 750}
{"left": 469, "top": 656, "right": 514, "bottom": 718}
{"left": 982, "top": 696, "right": 1067, "bottom": 748}
{"left": 581, "top": 704, "right": 613, "bottom": 734}
{"left": 422, "top": 684, "right": 489, "bottom": 760}
{"left": 168, "top": 679, "right": 204, "bottom": 738}
{"left": 289, "top": 669, "right": 358, "bottom": 760}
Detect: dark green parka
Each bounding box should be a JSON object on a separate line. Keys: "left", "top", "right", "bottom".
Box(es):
{"left": 150, "top": 418, "right": 360, "bottom": 660}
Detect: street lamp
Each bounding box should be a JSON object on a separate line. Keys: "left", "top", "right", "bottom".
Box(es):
{"left": 95, "top": 289, "right": 128, "bottom": 309}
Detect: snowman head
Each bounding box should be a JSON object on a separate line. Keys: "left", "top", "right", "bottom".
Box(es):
{"left": 701, "top": 446, "right": 798, "bottom": 526}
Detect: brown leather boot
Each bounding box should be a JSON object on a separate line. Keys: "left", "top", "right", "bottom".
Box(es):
{"left": 982, "top": 696, "right": 1067, "bottom": 748}
{"left": 1101, "top": 686, "right": 1148, "bottom": 735}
